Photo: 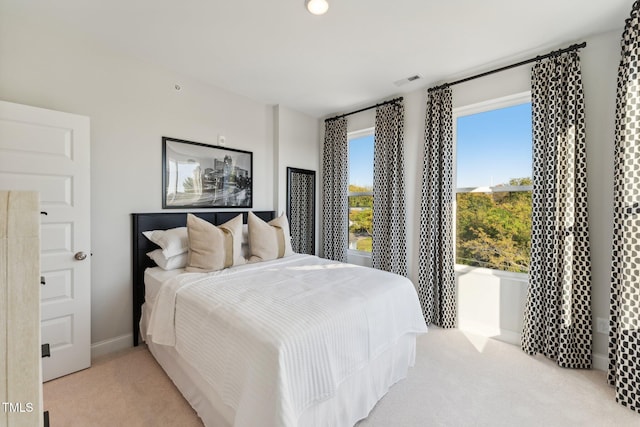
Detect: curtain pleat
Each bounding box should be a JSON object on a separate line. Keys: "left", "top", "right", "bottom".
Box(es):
{"left": 290, "top": 172, "right": 315, "bottom": 255}
{"left": 372, "top": 102, "right": 407, "bottom": 275}
{"left": 322, "top": 118, "right": 348, "bottom": 262}
{"left": 418, "top": 88, "right": 456, "bottom": 327}
{"left": 521, "top": 51, "right": 592, "bottom": 369}
{"left": 609, "top": 1, "right": 640, "bottom": 414}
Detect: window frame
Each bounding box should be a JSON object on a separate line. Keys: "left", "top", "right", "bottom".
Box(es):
{"left": 347, "top": 127, "right": 375, "bottom": 257}
{"left": 453, "top": 91, "right": 532, "bottom": 275}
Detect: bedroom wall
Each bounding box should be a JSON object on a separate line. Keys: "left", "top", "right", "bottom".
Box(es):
{"left": 0, "top": 16, "right": 320, "bottom": 356}
{"left": 326, "top": 28, "right": 621, "bottom": 369}
{"left": 274, "top": 106, "right": 321, "bottom": 255}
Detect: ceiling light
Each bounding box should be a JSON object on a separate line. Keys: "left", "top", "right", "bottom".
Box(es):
{"left": 306, "top": 0, "right": 329, "bottom": 15}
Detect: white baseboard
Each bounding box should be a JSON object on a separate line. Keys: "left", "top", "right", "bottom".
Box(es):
{"left": 91, "top": 333, "right": 133, "bottom": 360}
{"left": 593, "top": 352, "right": 608, "bottom": 372}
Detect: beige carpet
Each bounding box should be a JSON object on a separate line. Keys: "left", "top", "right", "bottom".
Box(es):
{"left": 44, "top": 328, "right": 640, "bottom": 426}
{"left": 43, "top": 345, "right": 202, "bottom": 427}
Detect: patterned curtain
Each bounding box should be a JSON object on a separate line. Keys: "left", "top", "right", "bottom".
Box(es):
{"left": 521, "top": 51, "right": 592, "bottom": 368}
{"left": 372, "top": 102, "right": 407, "bottom": 275}
{"left": 609, "top": 1, "right": 640, "bottom": 414}
{"left": 289, "top": 171, "right": 315, "bottom": 255}
{"left": 322, "top": 117, "right": 348, "bottom": 262}
{"left": 418, "top": 87, "right": 456, "bottom": 327}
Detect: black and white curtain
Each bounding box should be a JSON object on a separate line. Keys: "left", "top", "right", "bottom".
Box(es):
{"left": 609, "top": 1, "right": 640, "bottom": 414}
{"left": 322, "top": 117, "right": 348, "bottom": 262}
{"left": 521, "top": 51, "right": 592, "bottom": 368}
{"left": 289, "top": 172, "right": 315, "bottom": 255}
{"left": 418, "top": 88, "right": 456, "bottom": 327}
{"left": 372, "top": 102, "right": 407, "bottom": 276}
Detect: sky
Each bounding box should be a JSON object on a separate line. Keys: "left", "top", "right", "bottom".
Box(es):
{"left": 348, "top": 102, "right": 532, "bottom": 189}
{"left": 456, "top": 102, "right": 532, "bottom": 188}
{"left": 349, "top": 134, "right": 374, "bottom": 188}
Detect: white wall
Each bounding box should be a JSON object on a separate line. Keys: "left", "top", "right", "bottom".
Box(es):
{"left": 0, "top": 16, "right": 320, "bottom": 355}
{"left": 274, "top": 105, "right": 321, "bottom": 255}
{"left": 329, "top": 28, "right": 621, "bottom": 369}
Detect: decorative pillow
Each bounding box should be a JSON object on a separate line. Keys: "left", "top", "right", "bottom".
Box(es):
{"left": 223, "top": 214, "right": 246, "bottom": 267}
{"left": 142, "top": 227, "right": 188, "bottom": 258}
{"left": 146, "top": 249, "right": 188, "bottom": 271}
{"left": 247, "top": 211, "right": 293, "bottom": 263}
{"left": 185, "top": 214, "right": 245, "bottom": 272}
{"left": 241, "top": 224, "right": 250, "bottom": 259}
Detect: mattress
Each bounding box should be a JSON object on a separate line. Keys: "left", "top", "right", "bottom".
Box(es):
{"left": 144, "top": 254, "right": 427, "bottom": 427}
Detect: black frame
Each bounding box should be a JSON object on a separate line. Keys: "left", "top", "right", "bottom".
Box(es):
{"left": 286, "top": 167, "right": 316, "bottom": 255}
{"left": 162, "top": 136, "right": 253, "bottom": 209}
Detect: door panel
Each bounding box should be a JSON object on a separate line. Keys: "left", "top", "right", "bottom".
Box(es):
{"left": 40, "top": 269, "right": 73, "bottom": 304}
{"left": 0, "top": 100, "right": 90, "bottom": 381}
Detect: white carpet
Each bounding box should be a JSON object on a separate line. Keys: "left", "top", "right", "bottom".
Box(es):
{"left": 359, "top": 327, "right": 639, "bottom": 427}
{"left": 44, "top": 328, "right": 640, "bottom": 426}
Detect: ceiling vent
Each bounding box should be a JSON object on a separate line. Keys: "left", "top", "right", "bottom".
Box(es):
{"left": 394, "top": 74, "right": 422, "bottom": 87}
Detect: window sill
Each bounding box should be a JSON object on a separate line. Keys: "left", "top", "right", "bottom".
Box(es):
{"left": 347, "top": 250, "right": 372, "bottom": 267}
{"left": 454, "top": 264, "right": 529, "bottom": 282}
{"left": 348, "top": 249, "right": 371, "bottom": 258}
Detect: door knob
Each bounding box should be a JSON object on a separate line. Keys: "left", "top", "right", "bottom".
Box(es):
{"left": 74, "top": 251, "right": 88, "bottom": 261}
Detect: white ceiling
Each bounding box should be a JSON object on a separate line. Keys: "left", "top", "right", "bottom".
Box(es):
{"left": 2, "top": 0, "right": 634, "bottom": 117}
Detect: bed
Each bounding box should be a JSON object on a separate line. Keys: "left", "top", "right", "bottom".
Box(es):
{"left": 132, "top": 211, "right": 427, "bottom": 427}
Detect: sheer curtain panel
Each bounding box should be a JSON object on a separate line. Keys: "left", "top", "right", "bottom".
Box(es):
{"left": 322, "top": 118, "right": 348, "bottom": 262}
{"left": 609, "top": 0, "right": 640, "bottom": 414}
{"left": 372, "top": 102, "right": 407, "bottom": 275}
{"left": 418, "top": 88, "right": 456, "bottom": 327}
{"left": 521, "top": 50, "right": 592, "bottom": 369}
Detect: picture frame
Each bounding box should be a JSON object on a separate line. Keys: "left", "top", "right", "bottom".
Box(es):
{"left": 162, "top": 137, "right": 252, "bottom": 209}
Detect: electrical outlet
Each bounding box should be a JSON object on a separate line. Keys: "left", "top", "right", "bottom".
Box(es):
{"left": 218, "top": 135, "right": 226, "bottom": 146}
{"left": 596, "top": 317, "right": 610, "bottom": 334}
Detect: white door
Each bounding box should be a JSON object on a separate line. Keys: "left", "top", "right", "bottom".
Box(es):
{"left": 0, "top": 100, "right": 91, "bottom": 381}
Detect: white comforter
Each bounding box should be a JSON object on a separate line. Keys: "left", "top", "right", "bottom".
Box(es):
{"left": 146, "top": 254, "right": 427, "bottom": 427}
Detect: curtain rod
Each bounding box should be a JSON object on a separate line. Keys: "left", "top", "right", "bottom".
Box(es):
{"left": 427, "top": 42, "right": 587, "bottom": 93}
{"left": 325, "top": 96, "right": 403, "bottom": 122}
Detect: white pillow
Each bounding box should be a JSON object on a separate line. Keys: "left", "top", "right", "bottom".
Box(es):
{"left": 146, "top": 249, "right": 188, "bottom": 271}
{"left": 247, "top": 211, "right": 293, "bottom": 263}
{"left": 142, "top": 227, "right": 188, "bottom": 258}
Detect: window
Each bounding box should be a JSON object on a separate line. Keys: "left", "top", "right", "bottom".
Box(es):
{"left": 455, "top": 94, "right": 532, "bottom": 273}
{"left": 348, "top": 128, "right": 374, "bottom": 253}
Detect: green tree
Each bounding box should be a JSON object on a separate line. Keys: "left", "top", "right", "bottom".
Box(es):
{"left": 349, "top": 208, "right": 372, "bottom": 235}
{"left": 349, "top": 185, "right": 373, "bottom": 207}
{"left": 349, "top": 184, "right": 373, "bottom": 252}
{"left": 456, "top": 177, "right": 532, "bottom": 273}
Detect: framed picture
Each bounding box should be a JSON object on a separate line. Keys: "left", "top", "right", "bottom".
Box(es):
{"left": 162, "top": 137, "right": 252, "bottom": 209}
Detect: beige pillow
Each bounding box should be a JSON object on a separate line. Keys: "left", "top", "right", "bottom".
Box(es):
{"left": 247, "top": 211, "right": 293, "bottom": 262}
{"left": 186, "top": 214, "right": 245, "bottom": 272}
{"left": 241, "top": 224, "right": 250, "bottom": 259}
{"left": 220, "top": 214, "right": 246, "bottom": 267}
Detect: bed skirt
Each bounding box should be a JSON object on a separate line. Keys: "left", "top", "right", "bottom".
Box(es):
{"left": 141, "top": 303, "right": 418, "bottom": 426}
